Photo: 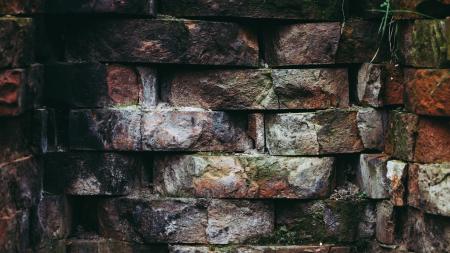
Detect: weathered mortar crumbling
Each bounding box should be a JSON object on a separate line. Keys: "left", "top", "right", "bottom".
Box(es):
{"left": 0, "top": 0, "right": 449, "bottom": 252}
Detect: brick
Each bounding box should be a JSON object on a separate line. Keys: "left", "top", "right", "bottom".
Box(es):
{"left": 356, "top": 154, "right": 390, "bottom": 199}
{"left": 65, "top": 19, "right": 258, "bottom": 66}
{"left": 0, "top": 17, "right": 34, "bottom": 68}
{"left": 163, "top": 68, "right": 349, "bottom": 110}
{"left": 45, "top": 63, "right": 156, "bottom": 108}
{"left": 169, "top": 245, "right": 345, "bottom": 253}
{"left": 398, "top": 19, "right": 450, "bottom": 68}
{"left": 356, "top": 107, "right": 385, "bottom": 151}
{"left": 161, "top": 0, "right": 346, "bottom": 20}
{"left": 154, "top": 154, "right": 335, "bottom": 199}
{"left": 0, "top": 0, "right": 44, "bottom": 14}
{"left": 266, "top": 108, "right": 383, "bottom": 155}
{"left": 386, "top": 160, "right": 408, "bottom": 206}
{"left": 248, "top": 113, "right": 265, "bottom": 152}
{"left": 384, "top": 111, "right": 419, "bottom": 161}
{"left": 0, "top": 116, "right": 32, "bottom": 164}
{"left": 414, "top": 118, "right": 450, "bottom": 163}
{"left": 376, "top": 201, "right": 396, "bottom": 245}
{"left": 43, "top": 152, "right": 143, "bottom": 195}
{"left": 408, "top": 163, "right": 450, "bottom": 217}
{"left": 206, "top": 199, "right": 273, "bottom": 244}
{"left": 265, "top": 21, "right": 380, "bottom": 66}
{"left": 404, "top": 68, "right": 450, "bottom": 116}
{"left": 65, "top": 239, "right": 167, "bottom": 253}
{"left": 142, "top": 110, "right": 252, "bottom": 152}
{"left": 69, "top": 108, "right": 142, "bottom": 151}
{"left": 47, "top": 0, "right": 155, "bottom": 15}
{"left": 357, "top": 63, "right": 404, "bottom": 107}
{"left": 275, "top": 200, "right": 375, "bottom": 243}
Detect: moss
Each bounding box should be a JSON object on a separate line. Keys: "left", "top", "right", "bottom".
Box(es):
{"left": 411, "top": 20, "right": 448, "bottom": 67}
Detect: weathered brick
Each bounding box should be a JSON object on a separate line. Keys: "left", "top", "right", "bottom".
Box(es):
{"left": 356, "top": 154, "right": 390, "bottom": 199}
{"left": 357, "top": 63, "right": 404, "bottom": 107}
{"left": 248, "top": 113, "right": 265, "bottom": 152}
{"left": 163, "top": 68, "right": 349, "bottom": 110}
{"left": 45, "top": 63, "right": 156, "bottom": 108}
{"left": 43, "top": 152, "right": 143, "bottom": 195}
{"left": 168, "top": 245, "right": 351, "bottom": 253}
{"left": 376, "top": 200, "right": 396, "bottom": 245}
{"left": 414, "top": 118, "right": 450, "bottom": 163}
{"left": 386, "top": 160, "right": 408, "bottom": 206}
{"left": 0, "top": 116, "right": 32, "bottom": 164}
{"left": 65, "top": 239, "right": 167, "bottom": 253}
{"left": 408, "top": 163, "right": 450, "bottom": 217}
{"left": 356, "top": 107, "right": 385, "bottom": 151}
{"left": 265, "top": 21, "right": 380, "bottom": 66}
{"left": 142, "top": 110, "right": 252, "bottom": 152}
{"left": 161, "top": 0, "right": 346, "bottom": 20}
{"left": 0, "top": 17, "right": 34, "bottom": 68}
{"left": 69, "top": 108, "right": 142, "bottom": 151}
{"left": 384, "top": 111, "right": 419, "bottom": 161}
{"left": 0, "top": 0, "right": 44, "bottom": 14}
{"left": 275, "top": 200, "right": 375, "bottom": 243}
{"left": 266, "top": 108, "right": 383, "bottom": 155}
{"left": 207, "top": 199, "right": 274, "bottom": 244}
{"left": 398, "top": 19, "right": 450, "bottom": 68}
{"left": 154, "top": 154, "right": 335, "bottom": 199}
{"left": 404, "top": 68, "right": 450, "bottom": 116}
{"left": 65, "top": 19, "right": 258, "bottom": 66}
{"left": 47, "top": 0, "right": 155, "bottom": 15}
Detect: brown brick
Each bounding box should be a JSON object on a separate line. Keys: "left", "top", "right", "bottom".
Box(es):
{"left": 376, "top": 201, "right": 396, "bottom": 244}
{"left": 163, "top": 68, "right": 349, "bottom": 110}
{"left": 414, "top": 118, "right": 450, "bottom": 163}
{"left": 0, "top": 17, "right": 34, "bottom": 68}
{"left": 160, "top": 0, "right": 346, "bottom": 20}
{"left": 384, "top": 111, "right": 419, "bottom": 161}
{"left": 248, "top": 113, "right": 265, "bottom": 152}
{"left": 405, "top": 68, "right": 450, "bottom": 116}
{"left": 65, "top": 19, "right": 258, "bottom": 66}
{"left": 47, "top": 0, "right": 155, "bottom": 15}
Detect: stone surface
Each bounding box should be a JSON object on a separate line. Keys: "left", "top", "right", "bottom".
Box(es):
{"left": 356, "top": 154, "right": 390, "bottom": 199}
{"left": 0, "top": 17, "right": 34, "bottom": 68}
{"left": 65, "top": 19, "right": 258, "bottom": 66}
{"left": 47, "top": 0, "right": 155, "bottom": 15}
{"left": 43, "top": 152, "right": 143, "bottom": 195}
{"left": 386, "top": 160, "right": 408, "bottom": 206}
{"left": 69, "top": 108, "right": 142, "bottom": 151}
{"left": 248, "top": 113, "right": 265, "bottom": 152}
{"left": 384, "top": 111, "right": 419, "bottom": 161}
{"left": 408, "top": 163, "right": 450, "bottom": 216}
{"left": 154, "top": 154, "right": 335, "bottom": 199}
{"left": 206, "top": 199, "right": 274, "bottom": 244}
{"left": 163, "top": 68, "right": 349, "bottom": 110}
{"left": 275, "top": 200, "right": 375, "bottom": 243}
{"left": 169, "top": 245, "right": 353, "bottom": 253}
{"left": 142, "top": 110, "right": 252, "bottom": 152}
{"left": 376, "top": 200, "right": 396, "bottom": 245}
{"left": 65, "top": 239, "right": 167, "bottom": 253}
{"left": 0, "top": 69, "right": 27, "bottom": 116}
{"left": 399, "top": 19, "right": 450, "bottom": 68}
{"left": 161, "top": 0, "right": 346, "bottom": 20}
{"left": 404, "top": 68, "right": 450, "bottom": 116}
{"left": 414, "top": 118, "right": 450, "bottom": 163}
{"left": 45, "top": 63, "right": 156, "bottom": 108}
{"left": 265, "top": 108, "right": 383, "bottom": 155}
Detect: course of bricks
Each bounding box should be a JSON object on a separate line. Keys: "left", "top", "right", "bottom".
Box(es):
{"left": 0, "top": 0, "right": 449, "bottom": 252}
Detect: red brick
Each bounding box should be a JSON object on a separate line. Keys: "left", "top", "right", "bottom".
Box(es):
{"left": 414, "top": 118, "right": 450, "bottom": 163}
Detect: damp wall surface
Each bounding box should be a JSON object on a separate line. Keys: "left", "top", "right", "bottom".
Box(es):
{"left": 0, "top": 0, "right": 449, "bottom": 252}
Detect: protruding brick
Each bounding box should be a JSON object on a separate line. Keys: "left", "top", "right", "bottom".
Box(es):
{"left": 404, "top": 68, "right": 450, "bottom": 116}
{"left": 163, "top": 68, "right": 349, "bottom": 110}
{"left": 398, "top": 19, "right": 450, "bottom": 68}
{"left": 207, "top": 199, "right": 273, "bottom": 244}
{"left": 45, "top": 63, "right": 156, "bottom": 108}
{"left": 47, "top": 0, "right": 156, "bottom": 15}
{"left": 414, "top": 118, "right": 450, "bottom": 163}
{"left": 265, "top": 21, "right": 380, "bottom": 66}
{"left": 384, "top": 111, "right": 419, "bottom": 161}
{"left": 386, "top": 160, "right": 408, "bottom": 206}
{"left": 356, "top": 154, "right": 390, "bottom": 199}
{"left": 142, "top": 110, "right": 252, "bottom": 152}
{"left": 65, "top": 19, "right": 258, "bottom": 66}
{"left": 161, "top": 0, "right": 346, "bottom": 20}
{"left": 0, "top": 17, "right": 34, "bottom": 68}
{"left": 376, "top": 201, "right": 396, "bottom": 245}
{"left": 408, "top": 163, "right": 450, "bottom": 216}
{"left": 266, "top": 108, "right": 382, "bottom": 155}
{"left": 69, "top": 108, "right": 142, "bottom": 151}
{"left": 155, "top": 154, "right": 335, "bottom": 199}
{"left": 43, "top": 152, "right": 143, "bottom": 195}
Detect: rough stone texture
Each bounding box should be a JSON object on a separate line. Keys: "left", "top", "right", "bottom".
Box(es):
{"left": 414, "top": 117, "right": 450, "bottom": 163}
{"left": 384, "top": 111, "right": 419, "bottom": 161}
{"left": 404, "top": 68, "right": 450, "bottom": 116}
{"left": 43, "top": 152, "right": 143, "bottom": 195}
{"left": 0, "top": 17, "right": 34, "bottom": 68}
{"left": 376, "top": 201, "right": 396, "bottom": 245}
{"left": 275, "top": 200, "right": 375, "bottom": 243}
{"left": 356, "top": 154, "right": 390, "bottom": 199}
{"left": 99, "top": 197, "right": 209, "bottom": 244}
{"left": 266, "top": 108, "right": 383, "bottom": 155}
{"left": 386, "top": 160, "right": 408, "bottom": 206}
{"left": 69, "top": 108, "right": 142, "bottom": 151}
{"left": 161, "top": 0, "right": 346, "bottom": 20}
{"left": 47, "top": 0, "right": 155, "bottom": 15}
{"left": 207, "top": 199, "right": 274, "bottom": 244}
{"left": 154, "top": 154, "right": 335, "bottom": 199}
{"left": 65, "top": 19, "right": 258, "bottom": 66}
{"left": 248, "top": 113, "right": 265, "bottom": 152}
{"left": 0, "top": 69, "right": 27, "bottom": 116}
{"left": 142, "top": 110, "right": 252, "bottom": 152}
{"left": 402, "top": 208, "right": 450, "bottom": 253}
{"left": 65, "top": 239, "right": 167, "bottom": 253}
{"left": 408, "top": 163, "right": 450, "bottom": 217}
{"left": 163, "top": 68, "right": 348, "bottom": 110}
{"left": 0, "top": 0, "right": 44, "bottom": 14}
{"left": 399, "top": 19, "right": 450, "bottom": 68}
{"left": 45, "top": 63, "right": 156, "bottom": 108}
{"left": 169, "top": 245, "right": 353, "bottom": 253}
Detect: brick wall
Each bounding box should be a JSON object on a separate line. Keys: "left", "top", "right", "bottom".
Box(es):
{"left": 0, "top": 1, "right": 449, "bottom": 252}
